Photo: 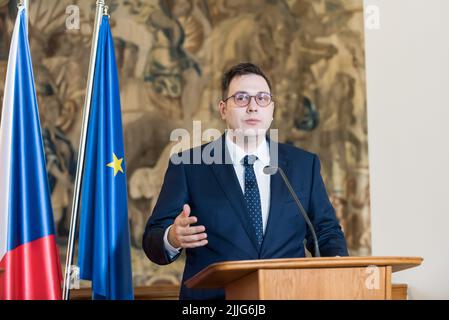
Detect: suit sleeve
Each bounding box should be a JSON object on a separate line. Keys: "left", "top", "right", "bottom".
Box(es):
{"left": 142, "top": 156, "right": 190, "bottom": 265}
{"left": 305, "top": 154, "right": 349, "bottom": 257}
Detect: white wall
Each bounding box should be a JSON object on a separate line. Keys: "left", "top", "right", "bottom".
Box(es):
{"left": 364, "top": 0, "right": 449, "bottom": 299}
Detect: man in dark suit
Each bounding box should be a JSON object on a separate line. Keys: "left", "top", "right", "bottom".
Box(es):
{"left": 142, "top": 63, "right": 348, "bottom": 300}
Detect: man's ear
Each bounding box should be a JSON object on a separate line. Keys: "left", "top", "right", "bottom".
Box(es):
{"left": 219, "top": 101, "right": 226, "bottom": 120}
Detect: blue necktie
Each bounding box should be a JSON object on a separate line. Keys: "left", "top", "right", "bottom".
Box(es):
{"left": 242, "top": 155, "right": 263, "bottom": 247}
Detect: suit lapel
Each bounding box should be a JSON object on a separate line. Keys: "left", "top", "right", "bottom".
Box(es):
{"left": 209, "top": 134, "right": 260, "bottom": 252}
{"left": 260, "top": 141, "right": 289, "bottom": 254}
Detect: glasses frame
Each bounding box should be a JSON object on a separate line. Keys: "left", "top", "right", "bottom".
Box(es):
{"left": 223, "top": 91, "right": 274, "bottom": 108}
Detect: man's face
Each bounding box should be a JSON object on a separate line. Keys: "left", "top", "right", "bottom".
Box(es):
{"left": 219, "top": 74, "right": 274, "bottom": 137}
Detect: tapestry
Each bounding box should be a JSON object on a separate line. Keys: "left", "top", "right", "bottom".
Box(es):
{"left": 0, "top": 0, "right": 370, "bottom": 287}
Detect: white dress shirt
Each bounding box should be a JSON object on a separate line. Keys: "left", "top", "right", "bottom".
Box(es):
{"left": 224, "top": 133, "right": 271, "bottom": 233}
{"left": 163, "top": 132, "right": 271, "bottom": 258}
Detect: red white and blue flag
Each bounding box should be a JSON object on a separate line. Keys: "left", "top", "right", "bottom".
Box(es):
{"left": 0, "top": 6, "right": 62, "bottom": 300}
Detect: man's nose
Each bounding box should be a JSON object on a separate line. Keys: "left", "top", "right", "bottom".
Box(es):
{"left": 246, "top": 97, "right": 259, "bottom": 112}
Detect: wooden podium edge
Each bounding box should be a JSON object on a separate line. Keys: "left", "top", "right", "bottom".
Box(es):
{"left": 185, "top": 256, "right": 423, "bottom": 289}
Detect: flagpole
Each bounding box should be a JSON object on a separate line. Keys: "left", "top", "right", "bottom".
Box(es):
{"left": 17, "top": 0, "right": 28, "bottom": 31}
{"left": 63, "top": 0, "right": 105, "bottom": 300}
{"left": 23, "top": 0, "right": 28, "bottom": 16}
{"left": 23, "top": 0, "right": 28, "bottom": 29}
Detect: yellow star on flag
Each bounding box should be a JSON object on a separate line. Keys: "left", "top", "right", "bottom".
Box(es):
{"left": 106, "top": 153, "right": 124, "bottom": 176}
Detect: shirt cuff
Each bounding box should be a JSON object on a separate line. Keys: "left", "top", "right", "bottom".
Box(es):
{"left": 163, "top": 225, "right": 181, "bottom": 259}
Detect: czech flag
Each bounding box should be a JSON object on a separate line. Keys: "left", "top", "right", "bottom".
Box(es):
{"left": 0, "top": 6, "right": 62, "bottom": 300}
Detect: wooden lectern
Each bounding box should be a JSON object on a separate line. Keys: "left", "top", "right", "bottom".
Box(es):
{"left": 185, "top": 256, "right": 423, "bottom": 300}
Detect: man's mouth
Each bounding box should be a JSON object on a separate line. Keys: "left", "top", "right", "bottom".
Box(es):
{"left": 244, "top": 119, "right": 261, "bottom": 125}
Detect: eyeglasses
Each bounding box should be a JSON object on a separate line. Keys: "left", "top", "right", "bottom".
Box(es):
{"left": 223, "top": 91, "right": 273, "bottom": 107}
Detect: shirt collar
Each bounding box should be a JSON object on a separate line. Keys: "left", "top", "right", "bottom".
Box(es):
{"left": 225, "top": 131, "right": 270, "bottom": 166}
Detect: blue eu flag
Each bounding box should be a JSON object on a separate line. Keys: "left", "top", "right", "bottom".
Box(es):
{"left": 77, "top": 15, "right": 133, "bottom": 300}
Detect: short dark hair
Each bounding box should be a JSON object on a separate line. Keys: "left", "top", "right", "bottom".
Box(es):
{"left": 221, "top": 63, "right": 272, "bottom": 100}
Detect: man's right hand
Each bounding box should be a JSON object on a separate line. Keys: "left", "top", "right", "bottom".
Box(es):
{"left": 168, "top": 204, "right": 208, "bottom": 249}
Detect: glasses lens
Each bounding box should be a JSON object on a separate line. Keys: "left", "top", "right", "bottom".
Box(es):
{"left": 234, "top": 92, "right": 250, "bottom": 106}
{"left": 256, "top": 92, "right": 271, "bottom": 106}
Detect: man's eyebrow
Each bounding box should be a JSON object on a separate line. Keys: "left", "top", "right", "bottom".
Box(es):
{"left": 233, "top": 90, "right": 270, "bottom": 94}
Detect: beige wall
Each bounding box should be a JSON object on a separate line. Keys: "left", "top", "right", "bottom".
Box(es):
{"left": 365, "top": 0, "right": 449, "bottom": 299}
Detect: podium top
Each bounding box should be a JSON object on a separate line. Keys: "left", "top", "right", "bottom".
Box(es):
{"left": 185, "top": 256, "right": 423, "bottom": 289}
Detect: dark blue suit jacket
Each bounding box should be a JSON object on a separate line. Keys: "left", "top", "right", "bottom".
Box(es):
{"left": 142, "top": 134, "right": 348, "bottom": 299}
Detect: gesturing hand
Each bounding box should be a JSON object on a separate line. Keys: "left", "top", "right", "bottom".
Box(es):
{"left": 168, "top": 204, "right": 208, "bottom": 249}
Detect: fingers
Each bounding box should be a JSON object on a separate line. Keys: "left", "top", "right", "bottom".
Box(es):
{"left": 184, "top": 225, "right": 206, "bottom": 235}
{"left": 173, "top": 225, "right": 207, "bottom": 239}
{"left": 172, "top": 227, "right": 208, "bottom": 249}
{"left": 182, "top": 204, "right": 191, "bottom": 217}
{"left": 181, "top": 239, "right": 208, "bottom": 249}
{"left": 177, "top": 204, "right": 195, "bottom": 227}
{"left": 177, "top": 230, "right": 208, "bottom": 248}
{"left": 180, "top": 232, "right": 208, "bottom": 244}
{"left": 171, "top": 204, "right": 208, "bottom": 249}
{"left": 178, "top": 215, "right": 197, "bottom": 227}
